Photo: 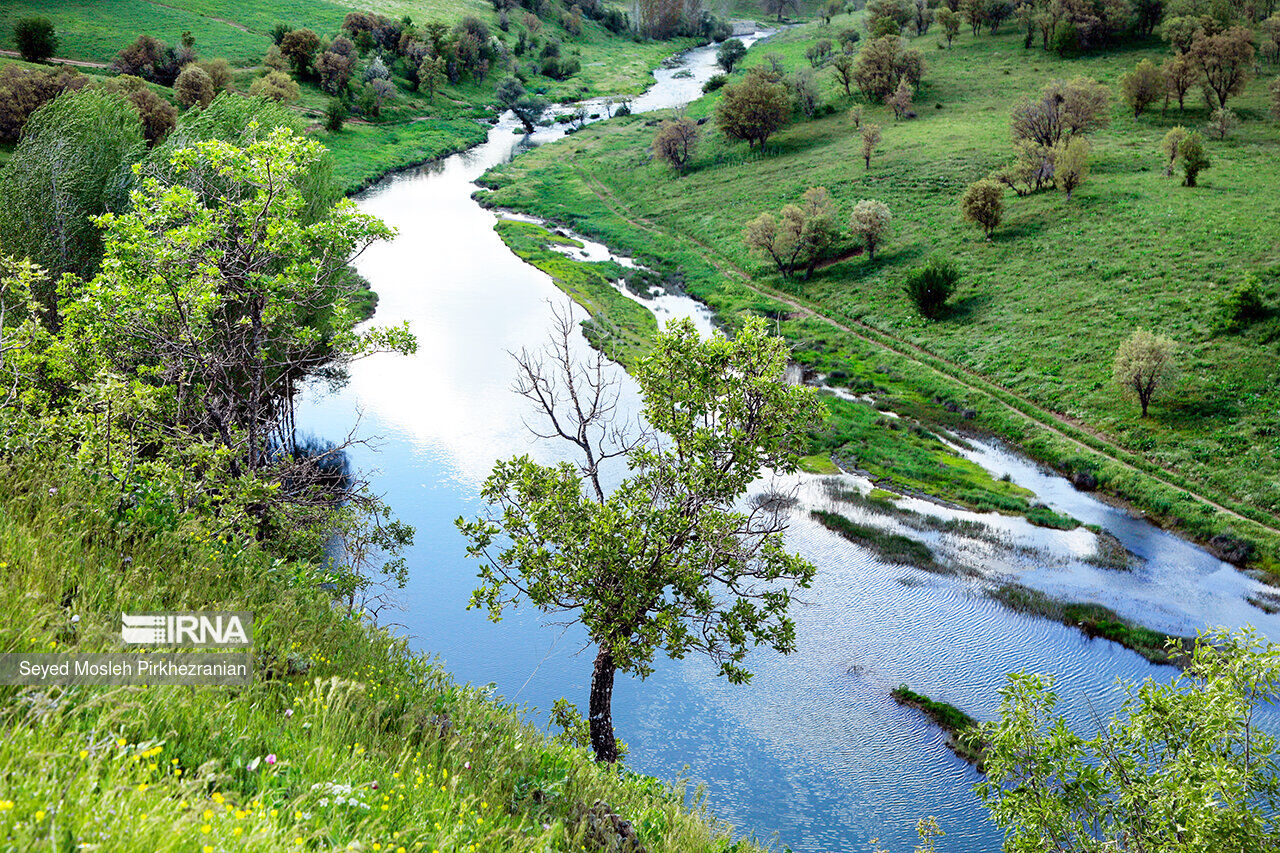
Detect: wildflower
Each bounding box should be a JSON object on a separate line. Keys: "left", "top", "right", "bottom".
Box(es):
{"left": 49, "top": 487, "right": 57, "bottom": 495}
{"left": 79, "top": 750, "right": 88, "bottom": 759}
{"left": 34, "top": 810, "right": 46, "bottom": 821}
{"left": 371, "top": 781, "right": 378, "bottom": 790}
{"left": 203, "top": 847, "right": 213, "bottom": 853}
{"left": 464, "top": 761, "right": 470, "bottom": 770}
{"left": 265, "top": 754, "right": 277, "bottom": 766}
{"left": 203, "top": 809, "right": 213, "bottom": 820}
{"left": 201, "top": 824, "right": 212, "bottom": 834}
{"left": 70, "top": 615, "right": 80, "bottom": 624}
{"left": 284, "top": 708, "right": 293, "bottom": 718}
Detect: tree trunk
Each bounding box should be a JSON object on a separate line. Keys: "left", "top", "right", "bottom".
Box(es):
{"left": 588, "top": 645, "right": 619, "bottom": 763}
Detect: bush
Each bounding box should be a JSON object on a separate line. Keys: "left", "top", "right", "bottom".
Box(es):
{"left": 903, "top": 257, "right": 960, "bottom": 318}
{"left": 716, "top": 69, "right": 790, "bottom": 149}
{"left": 174, "top": 65, "right": 215, "bottom": 109}
{"left": 0, "top": 65, "right": 88, "bottom": 143}
{"left": 1180, "top": 131, "right": 1209, "bottom": 186}
{"left": 1218, "top": 274, "right": 1269, "bottom": 329}
{"left": 960, "top": 180, "right": 1003, "bottom": 237}
{"left": 703, "top": 73, "right": 728, "bottom": 93}
{"left": 249, "top": 70, "right": 301, "bottom": 104}
{"left": 14, "top": 16, "right": 57, "bottom": 62}
{"left": 653, "top": 118, "right": 698, "bottom": 171}
{"left": 717, "top": 38, "right": 746, "bottom": 72}
{"left": 324, "top": 97, "right": 347, "bottom": 132}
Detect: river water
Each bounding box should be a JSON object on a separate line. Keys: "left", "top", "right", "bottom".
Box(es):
{"left": 301, "top": 37, "right": 1280, "bottom": 852}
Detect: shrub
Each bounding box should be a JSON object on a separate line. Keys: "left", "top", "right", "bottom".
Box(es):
{"left": 127, "top": 84, "right": 177, "bottom": 145}
{"left": 200, "top": 58, "right": 234, "bottom": 93}
{"left": 1180, "top": 131, "right": 1209, "bottom": 186}
{"left": 1161, "top": 125, "right": 1189, "bottom": 176}
{"left": 703, "top": 73, "right": 728, "bottom": 93}
{"left": 1055, "top": 136, "right": 1089, "bottom": 200}
{"left": 0, "top": 65, "right": 88, "bottom": 143}
{"left": 14, "top": 16, "right": 57, "bottom": 62}
{"left": 903, "top": 257, "right": 959, "bottom": 318}
{"left": 1207, "top": 107, "right": 1239, "bottom": 140}
{"left": 860, "top": 122, "right": 881, "bottom": 167}
{"left": 324, "top": 97, "right": 347, "bottom": 132}
{"left": 960, "top": 180, "right": 1003, "bottom": 237}
{"left": 249, "top": 70, "right": 301, "bottom": 103}
{"left": 1112, "top": 329, "right": 1177, "bottom": 417}
{"left": 112, "top": 35, "right": 180, "bottom": 85}
{"left": 174, "top": 65, "right": 215, "bottom": 109}
{"left": 716, "top": 38, "right": 746, "bottom": 72}
{"left": 264, "top": 45, "right": 290, "bottom": 72}
{"left": 1119, "top": 59, "right": 1164, "bottom": 117}
{"left": 1219, "top": 274, "right": 1268, "bottom": 329}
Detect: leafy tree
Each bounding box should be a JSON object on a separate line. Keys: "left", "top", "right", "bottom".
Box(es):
{"left": 1162, "top": 53, "right": 1197, "bottom": 110}
{"left": 0, "top": 89, "right": 143, "bottom": 309}
{"left": 1055, "top": 136, "right": 1089, "bottom": 200}
{"left": 994, "top": 139, "right": 1056, "bottom": 196}
{"left": 936, "top": 7, "right": 962, "bottom": 45}
{"left": 983, "top": 0, "right": 1016, "bottom": 33}
{"left": 913, "top": 0, "right": 934, "bottom": 35}
{"left": 888, "top": 76, "right": 914, "bottom": 119}
{"left": 850, "top": 199, "right": 892, "bottom": 260}
{"left": 1207, "top": 106, "right": 1239, "bottom": 139}
{"left": 903, "top": 257, "right": 960, "bottom": 319}
{"left": 867, "top": 0, "right": 915, "bottom": 35}
{"left": 1191, "top": 27, "right": 1255, "bottom": 108}
{"left": 717, "top": 38, "right": 747, "bottom": 72}
{"left": 200, "top": 58, "right": 234, "bottom": 93}
{"left": 1180, "top": 130, "right": 1209, "bottom": 186}
{"left": 653, "top": 117, "right": 698, "bottom": 171}
{"left": 1161, "top": 125, "right": 1189, "bottom": 176}
{"left": 280, "top": 28, "right": 321, "bottom": 77}
{"left": 495, "top": 77, "right": 548, "bottom": 133}
{"left": 0, "top": 65, "right": 88, "bottom": 143}
{"left": 854, "top": 36, "right": 923, "bottom": 102}
{"left": 102, "top": 74, "right": 177, "bottom": 146}
{"left": 788, "top": 70, "right": 821, "bottom": 118}
{"left": 458, "top": 311, "right": 823, "bottom": 763}
{"left": 1161, "top": 14, "right": 1205, "bottom": 54}
{"left": 14, "top": 16, "right": 57, "bottom": 62}
{"left": 175, "top": 64, "right": 215, "bottom": 109}
{"left": 419, "top": 56, "right": 446, "bottom": 101}
{"left": 831, "top": 53, "right": 856, "bottom": 95}
{"left": 743, "top": 186, "right": 840, "bottom": 280}
{"left": 112, "top": 35, "right": 181, "bottom": 86}
{"left": 716, "top": 69, "right": 790, "bottom": 149}
{"left": 960, "top": 179, "right": 1003, "bottom": 237}
{"left": 820, "top": 0, "right": 845, "bottom": 24}
{"left": 249, "top": 70, "right": 301, "bottom": 103}
{"left": 1011, "top": 77, "right": 1111, "bottom": 147}
{"left": 1120, "top": 59, "right": 1164, "bottom": 116}
{"left": 325, "top": 97, "right": 348, "bottom": 132}
{"left": 1112, "top": 329, "right": 1176, "bottom": 416}
{"left": 861, "top": 122, "right": 882, "bottom": 168}
{"left": 977, "top": 628, "right": 1280, "bottom": 850}
{"left": 806, "top": 38, "right": 835, "bottom": 68}
{"left": 264, "top": 45, "right": 290, "bottom": 73}
{"left": 315, "top": 48, "right": 356, "bottom": 95}
{"left": 762, "top": 0, "right": 801, "bottom": 22}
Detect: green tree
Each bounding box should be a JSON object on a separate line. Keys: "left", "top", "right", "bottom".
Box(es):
{"left": 1055, "top": 136, "right": 1089, "bottom": 200}
{"left": 174, "top": 64, "right": 215, "bottom": 109}
{"left": 903, "top": 257, "right": 960, "bottom": 318}
{"left": 936, "top": 7, "right": 962, "bottom": 45}
{"left": 976, "top": 628, "right": 1280, "bottom": 850}
{"left": 1161, "top": 125, "right": 1189, "bottom": 176}
{"left": 1191, "top": 26, "right": 1255, "bottom": 109}
{"left": 1180, "top": 130, "right": 1210, "bottom": 186}
{"left": 716, "top": 69, "right": 790, "bottom": 149}
{"left": 458, "top": 312, "right": 823, "bottom": 763}
{"left": 850, "top": 198, "right": 892, "bottom": 260}
{"left": 1119, "top": 59, "right": 1165, "bottom": 117}
{"left": 14, "top": 16, "right": 57, "bottom": 62}
{"left": 325, "top": 97, "right": 348, "bottom": 132}
{"left": 496, "top": 77, "right": 548, "bottom": 133}
{"left": 653, "top": 117, "right": 698, "bottom": 171}
{"left": 249, "top": 70, "right": 301, "bottom": 103}
{"left": 0, "top": 89, "right": 143, "bottom": 311}
{"left": 1112, "top": 328, "right": 1176, "bottom": 416}
{"left": 716, "top": 38, "right": 747, "bottom": 72}
{"left": 960, "top": 179, "right": 1003, "bottom": 237}
{"left": 280, "top": 28, "right": 321, "bottom": 77}
{"left": 743, "top": 186, "right": 840, "bottom": 280}
{"left": 861, "top": 122, "right": 882, "bottom": 169}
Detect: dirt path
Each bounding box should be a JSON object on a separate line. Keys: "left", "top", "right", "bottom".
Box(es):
{"left": 143, "top": 1, "right": 256, "bottom": 33}
{"left": 0, "top": 50, "right": 108, "bottom": 69}
{"left": 572, "top": 167, "right": 1280, "bottom": 538}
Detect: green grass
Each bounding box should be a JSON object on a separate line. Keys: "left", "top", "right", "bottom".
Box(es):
{"left": 324, "top": 117, "right": 490, "bottom": 194}
{"left": 988, "top": 583, "right": 1195, "bottom": 667}
{"left": 476, "top": 18, "right": 1280, "bottom": 572}
{"left": 0, "top": 453, "right": 767, "bottom": 852}
{"left": 810, "top": 509, "right": 945, "bottom": 572}
{"left": 890, "top": 686, "right": 985, "bottom": 769}
{"left": 798, "top": 453, "right": 841, "bottom": 473}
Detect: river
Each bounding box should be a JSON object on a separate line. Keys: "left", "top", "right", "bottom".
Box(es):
{"left": 301, "top": 35, "right": 1280, "bottom": 852}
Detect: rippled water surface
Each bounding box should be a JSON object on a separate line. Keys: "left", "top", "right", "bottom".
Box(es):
{"left": 302, "top": 37, "right": 1277, "bottom": 852}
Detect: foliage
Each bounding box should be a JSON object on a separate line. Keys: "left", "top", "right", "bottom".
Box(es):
{"left": 458, "top": 315, "right": 823, "bottom": 762}
{"left": 13, "top": 16, "right": 56, "bottom": 62}
{"left": 850, "top": 198, "right": 892, "bottom": 261}
{"left": 1112, "top": 328, "right": 1176, "bottom": 417}
{"left": 1207, "top": 106, "right": 1239, "bottom": 140}
{"left": 717, "top": 37, "right": 746, "bottom": 72}
{"left": 249, "top": 70, "right": 301, "bottom": 104}
{"left": 861, "top": 122, "right": 882, "bottom": 168}
{"left": 743, "top": 186, "right": 840, "bottom": 280}
{"left": 174, "top": 64, "right": 215, "bottom": 109}
{"left": 1180, "top": 129, "right": 1210, "bottom": 186}
{"left": 496, "top": 76, "right": 549, "bottom": 134}
{"left": 716, "top": 69, "right": 790, "bottom": 149}
{"left": 1119, "top": 58, "right": 1164, "bottom": 117}
{"left": 1055, "top": 135, "right": 1089, "bottom": 200}
{"left": 903, "top": 256, "right": 960, "bottom": 319}
{"left": 1191, "top": 26, "right": 1255, "bottom": 109}
{"left": 111, "top": 34, "right": 181, "bottom": 86}
{"left": 0, "top": 64, "right": 88, "bottom": 143}
{"left": 280, "top": 28, "right": 320, "bottom": 77}
{"left": 976, "top": 628, "right": 1280, "bottom": 850}
{"left": 887, "top": 76, "right": 914, "bottom": 119}
{"left": 1010, "top": 76, "right": 1111, "bottom": 147}
{"left": 854, "top": 35, "right": 924, "bottom": 102}
{"left": 959, "top": 180, "right": 1003, "bottom": 237}
{"left": 653, "top": 117, "right": 698, "bottom": 171}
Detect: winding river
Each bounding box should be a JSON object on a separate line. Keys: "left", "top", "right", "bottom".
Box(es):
{"left": 302, "top": 36, "right": 1280, "bottom": 852}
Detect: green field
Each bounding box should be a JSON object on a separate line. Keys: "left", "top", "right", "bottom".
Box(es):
{"left": 477, "top": 18, "right": 1280, "bottom": 570}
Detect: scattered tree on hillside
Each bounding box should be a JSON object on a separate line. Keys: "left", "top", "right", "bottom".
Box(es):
{"left": 913, "top": 0, "right": 934, "bottom": 35}
{"left": 831, "top": 53, "right": 856, "bottom": 95}
{"left": 264, "top": 45, "right": 290, "bottom": 73}
{"left": 960, "top": 180, "right": 1004, "bottom": 237}
{"left": 0, "top": 65, "right": 88, "bottom": 143}
{"left": 1161, "top": 125, "right": 1189, "bottom": 176}
{"left": 14, "top": 17, "right": 57, "bottom": 63}
{"left": 936, "top": 7, "right": 962, "bottom": 45}
{"left": 1161, "top": 15, "right": 1204, "bottom": 54}
{"left": 850, "top": 104, "right": 863, "bottom": 129}
{"left": 850, "top": 199, "right": 892, "bottom": 260}
{"left": 903, "top": 257, "right": 960, "bottom": 319}
{"left": 984, "top": 0, "right": 1016, "bottom": 33}
{"left": 860, "top": 123, "right": 881, "bottom": 168}
{"left": 325, "top": 98, "right": 347, "bottom": 132}
{"left": 112, "top": 35, "right": 181, "bottom": 86}
{"left": 316, "top": 45, "right": 356, "bottom": 94}
{"left": 1112, "top": 329, "right": 1176, "bottom": 417}
{"left": 1055, "top": 136, "right": 1089, "bottom": 200}
{"left": 175, "top": 65, "right": 215, "bottom": 109}
{"left": 496, "top": 77, "right": 548, "bottom": 133}
{"left": 249, "top": 70, "right": 301, "bottom": 104}
{"left": 888, "top": 76, "right": 914, "bottom": 119}
{"left": 962, "top": 0, "right": 984, "bottom": 35}
{"left": 820, "top": 0, "right": 845, "bottom": 25}
{"left": 1180, "top": 130, "right": 1210, "bottom": 185}
{"left": 1162, "top": 53, "right": 1197, "bottom": 110}
{"left": 653, "top": 118, "right": 698, "bottom": 171}
{"left": 1011, "top": 77, "right": 1111, "bottom": 147}
{"left": 994, "top": 140, "right": 1057, "bottom": 195}
{"left": 806, "top": 38, "right": 836, "bottom": 68}
{"left": 103, "top": 75, "right": 177, "bottom": 145}
{"left": 743, "top": 187, "right": 840, "bottom": 280}
{"left": 716, "top": 69, "right": 790, "bottom": 149}
{"left": 854, "top": 35, "right": 924, "bottom": 102}
{"left": 763, "top": 0, "right": 801, "bottom": 21}
{"left": 280, "top": 28, "right": 321, "bottom": 77}
{"left": 1191, "top": 27, "right": 1256, "bottom": 109}
{"left": 1207, "top": 106, "right": 1239, "bottom": 139}
{"left": 867, "top": 0, "right": 915, "bottom": 36}
{"left": 458, "top": 311, "right": 823, "bottom": 764}
{"left": 419, "top": 56, "right": 446, "bottom": 101}
{"left": 200, "top": 58, "right": 234, "bottom": 93}
{"left": 977, "top": 629, "right": 1280, "bottom": 848}
{"left": 717, "top": 38, "right": 747, "bottom": 72}
{"left": 1120, "top": 59, "right": 1165, "bottom": 116}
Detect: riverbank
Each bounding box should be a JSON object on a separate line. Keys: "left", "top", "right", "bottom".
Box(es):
{"left": 0, "top": 452, "right": 766, "bottom": 852}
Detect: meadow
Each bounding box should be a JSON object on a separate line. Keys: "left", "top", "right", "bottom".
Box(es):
{"left": 478, "top": 16, "right": 1280, "bottom": 570}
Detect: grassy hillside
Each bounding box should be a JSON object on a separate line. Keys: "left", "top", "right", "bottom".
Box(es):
{"left": 477, "top": 18, "right": 1280, "bottom": 571}
{"left": 0, "top": 452, "right": 763, "bottom": 852}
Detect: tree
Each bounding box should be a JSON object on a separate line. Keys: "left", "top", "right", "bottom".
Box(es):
{"left": 1180, "top": 130, "right": 1210, "bottom": 186}
{"left": 716, "top": 69, "right": 790, "bottom": 149}
{"left": 960, "top": 179, "right": 1004, "bottom": 237}
{"left": 867, "top": 0, "right": 915, "bottom": 35}
{"left": 0, "top": 89, "right": 143, "bottom": 309}
{"left": 62, "top": 126, "right": 414, "bottom": 476}
{"left": 653, "top": 117, "right": 698, "bottom": 171}
{"left": 854, "top": 35, "right": 924, "bottom": 102}
{"left": 1055, "top": 136, "right": 1088, "bottom": 200}
{"left": 717, "top": 38, "right": 747, "bottom": 72}
{"left": 936, "top": 7, "right": 962, "bottom": 45}
{"left": 458, "top": 311, "right": 823, "bottom": 763}
{"left": 983, "top": 0, "right": 1016, "bottom": 33}
{"left": 419, "top": 56, "right": 446, "bottom": 101}
{"left": 495, "top": 77, "right": 548, "bottom": 133}
{"left": 200, "top": 58, "right": 234, "bottom": 93}
{"left": 1160, "top": 125, "right": 1189, "bottom": 176}
{"left": 820, "top": 0, "right": 845, "bottom": 24}
{"left": 14, "top": 17, "right": 57, "bottom": 62}
{"left": 913, "top": 0, "right": 934, "bottom": 35}
{"left": 249, "top": 70, "right": 302, "bottom": 103}
{"left": 280, "top": 28, "right": 321, "bottom": 77}
{"left": 831, "top": 53, "right": 856, "bottom": 95}
{"left": 806, "top": 38, "right": 835, "bottom": 68}
{"left": 903, "top": 257, "right": 960, "bottom": 319}
{"left": 0, "top": 65, "right": 88, "bottom": 143}
{"left": 762, "top": 0, "right": 801, "bottom": 22}
{"left": 1191, "top": 27, "right": 1255, "bottom": 109}
{"left": 325, "top": 97, "right": 347, "bottom": 132}
{"left": 1162, "top": 53, "right": 1197, "bottom": 110}
{"left": 850, "top": 199, "right": 892, "bottom": 260}
{"left": 112, "top": 35, "right": 181, "bottom": 86}
{"left": 174, "top": 64, "right": 215, "bottom": 109}
{"left": 1207, "top": 106, "right": 1239, "bottom": 139}
{"left": 977, "top": 628, "right": 1280, "bottom": 851}
{"left": 861, "top": 123, "right": 882, "bottom": 168}
{"left": 1119, "top": 59, "right": 1164, "bottom": 116}
{"left": 888, "top": 76, "right": 914, "bottom": 119}
{"left": 315, "top": 48, "right": 356, "bottom": 95}
{"left": 743, "top": 186, "right": 840, "bottom": 280}
{"left": 1112, "top": 329, "right": 1176, "bottom": 416}
{"left": 105, "top": 76, "right": 178, "bottom": 145}
{"left": 1011, "top": 77, "right": 1111, "bottom": 146}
